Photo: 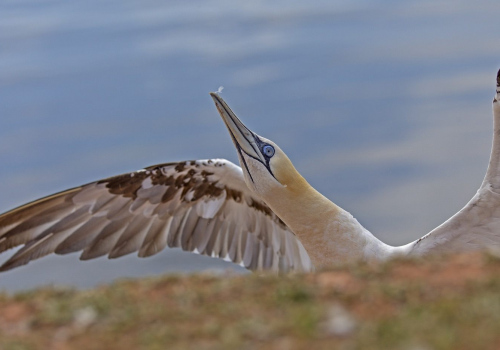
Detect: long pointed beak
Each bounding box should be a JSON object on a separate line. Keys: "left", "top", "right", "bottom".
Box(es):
{"left": 209, "top": 92, "right": 263, "bottom": 163}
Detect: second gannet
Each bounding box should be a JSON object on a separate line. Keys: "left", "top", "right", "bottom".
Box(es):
{"left": 0, "top": 70, "right": 499, "bottom": 273}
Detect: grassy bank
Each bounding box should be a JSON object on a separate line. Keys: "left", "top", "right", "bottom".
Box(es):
{"left": 1, "top": 252, "right": 500, "bottom": 350}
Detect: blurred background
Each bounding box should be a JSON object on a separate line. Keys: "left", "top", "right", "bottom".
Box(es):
{"left": 0, "top": 0, "right": 499, "bottom": 291}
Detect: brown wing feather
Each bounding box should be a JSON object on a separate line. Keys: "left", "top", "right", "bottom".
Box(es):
{"left": 0, "top": 159, "right": 312, "bottom": 272}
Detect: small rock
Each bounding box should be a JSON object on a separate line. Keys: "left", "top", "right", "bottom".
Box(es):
{"left": 73, "top": 306, "right": 98, "bottom": 330}
{"left": 323, "top": 304, "right": 357, "bottom": 337}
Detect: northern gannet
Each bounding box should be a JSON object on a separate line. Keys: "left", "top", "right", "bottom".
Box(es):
{"left": 0, "top": 70, "right": 499, "bottom": 273}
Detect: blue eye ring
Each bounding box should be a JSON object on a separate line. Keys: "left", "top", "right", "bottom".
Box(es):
{"left": 262, "top": 144, "right": 275, "bottom": 158}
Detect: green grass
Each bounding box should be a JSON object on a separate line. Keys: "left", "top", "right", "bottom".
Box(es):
{"left": 1, "top": 252, "right": 500, "bottom": 350}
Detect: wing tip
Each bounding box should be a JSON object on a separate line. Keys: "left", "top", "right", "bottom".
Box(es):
{"left": 0, "top": 258, "right": 27, "bottom": 272}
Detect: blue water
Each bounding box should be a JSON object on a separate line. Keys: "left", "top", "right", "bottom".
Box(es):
{"left": 0, "top": 0, "right": 499, "bottom": 291}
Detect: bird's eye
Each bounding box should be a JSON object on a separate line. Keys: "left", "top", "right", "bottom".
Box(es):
{"left": 262, "top": 144, "right": 275, "bottom": 158}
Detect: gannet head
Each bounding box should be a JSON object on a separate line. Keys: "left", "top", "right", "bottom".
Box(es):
{"left": 210, "top": 92, "right": 304, "bottom": 197}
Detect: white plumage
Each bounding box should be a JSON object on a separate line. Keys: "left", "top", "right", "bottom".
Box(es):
{"left": 0, "top": 69, "right": 499, "bottom": 273}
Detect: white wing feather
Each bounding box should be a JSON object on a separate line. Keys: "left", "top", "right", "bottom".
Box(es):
{"left": 410, "top": 185, "right": 500, "bottom": 254}
{"left": 0, "top": 159, "right": 312, "bottom": 272}
{"left": 410, "top": 71, "right": 500, "bottom": 255}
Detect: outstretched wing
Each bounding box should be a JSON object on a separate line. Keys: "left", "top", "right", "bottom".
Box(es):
{"left": 410, "top": 70, "right": 500, "bottom": 255}
{"left": 0, "top": 159, "right": 312, "bottom": 272}
{"left": 409, "top": 185, "right": 500, "bottom": 255}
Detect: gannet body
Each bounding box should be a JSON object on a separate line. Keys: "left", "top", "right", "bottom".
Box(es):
{"left": 0, "top": 70, "right": 499, "bottom": 273}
